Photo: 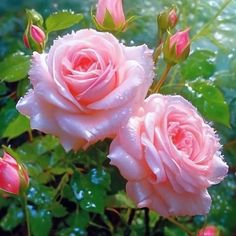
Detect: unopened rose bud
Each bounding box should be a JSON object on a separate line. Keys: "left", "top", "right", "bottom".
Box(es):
{"left": 163, "top": 28, "right": 190, "bottom": 65}
{"left": 157, "top": 7, "right": 178, "bottom": 33}
{"left": 0, "top": 152, "right": 29, "bottom": 195}
{"left": 168, "top": 9, "right": 178, "bottom": 29}
{"left": 94, "top": 0, "right": 127, "bottom": 32}
{"left": 197, "top": 225, "right": 219, "bottom": 236}
{"left": 30, "top": 25, "right": 45, "bottom": 44}
{"left": 23, "top": 24, "right": 46, "bottom": 52}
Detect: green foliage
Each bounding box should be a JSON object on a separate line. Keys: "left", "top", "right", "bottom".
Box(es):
{"left": 29, "top": 207, "right": 52, "bottom": 236}
{"left": 0, "top": 52, "right": 30, "bottom": 82}
{"left": 181, "top": 50, "right": 216, "bottom": 80}
{"left": 45, "top": 11, "right": 83, "bottom": 33}
{"left": 182, "top": 79, "right": 230, "bottom": 126}
{"left": 0, "top": 0, "right": 236, "bottom": 236}
{"left": 2, "top": 114, "right": 30, "bottom": 139}
{"left": 71, "top": 168, "right": 110, "bottom": 214}
{"left": 0, "top": 99, "right": 18, "bottom": 136}
{"left": 0, "top": 204, "right": 24, "bottom": 231}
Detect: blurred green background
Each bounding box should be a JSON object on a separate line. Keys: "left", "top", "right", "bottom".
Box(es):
{"left": 0, "top": 0, "right": 236, "bottom": 235}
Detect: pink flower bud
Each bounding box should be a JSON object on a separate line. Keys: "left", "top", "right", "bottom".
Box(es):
{"left": 157, "top": 7, "right": 178, "bottom": 33}
{"left": 23, "top": 24, "right": 45, "bottom": 52}
{"left": 197, "top": 225, "right": 219, "bottom": 236}
{"left": 163, "top": 28, "right": 190, "bottom": 65}
{"left": 168, "top": 9, "right": 178, "bottom": 28}
{"left": 170, "top": 28, "right": 190, "bottom": 57}
{"left": 0, "top": 152, "right": 29, "bottom": 195}
{"left": 30, "top": 25, "right": 45, "bottom": 44}
{"left": 95, "top": 0, "right": 126, "bottom": 31}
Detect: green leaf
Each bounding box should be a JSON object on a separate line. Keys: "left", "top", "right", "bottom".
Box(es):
{"left": 0, "top": 52, "right": 30, "bottom": 82}
{"left": 70, "top": 170, "right": 108, "bottom": 214}
{"left": 80, "top": 186, "right": 105, "bottom": 214}
{"left": 0, "top": 82, "right": 8, "bottom": 95}
{"left": 230, "top": 99, "right": 236, "bottom": 128}
{"left": 66, "top": 210, "right": 89, "bottom": 228}
{"left": 45, "top": 11, "right": 83, "bottom": 33}
{"left": 16, "top": 135, "right": 59, "bottom": 162}
{"left": 17, "top": 78, "right": 30, "bottom": 98}
{"left": 164, "top": 226, "right": 188, "bottom": 236}
{"left": 3, "top": 114, "right": 30, "bottom": 139}
{"left": 106, "top": 190, "right": 135, "bottom": 208}
{"left": 29, "top": 206, "right": 52, "bottom": 236}
{"left": 50, "top": 167, "right": 72, "bottom": 175}
{"left": 0, "top": 99, "right": 18, "bottom": 136}
{"left": 58, "top": 227, "right": 86, "bottom": 236}
{"left": 181, "top": 50, "right": 216, "bottom": 80}
{"left": 182, "top": 79, "right": 230, "bottom": 126}
{"left": 89, "top": 168, "right": 111, "bottom": 189}
{"left": 27, "top": 181, "right": 54, "bottom": 207}
{"left": 51, "top": 202, "right": 68, "bottom": 218}
{"left": 0, "top": 204, "right": 24, "bottom": 231}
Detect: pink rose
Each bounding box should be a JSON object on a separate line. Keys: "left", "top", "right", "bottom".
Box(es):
{"left": 0, "top": 152, "right": 29, "bottom": 195}
{"left": 17, "top": 29, "right": 153, "bottom": 151}
{"left": 96, "top": 0, "right": 126, "bottom": 28}
{"left": 109, "top": 94, "right": 228, "bottom": 216}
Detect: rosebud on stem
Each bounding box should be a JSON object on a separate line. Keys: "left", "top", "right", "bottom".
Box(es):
{"left": 93, "top": 0, "right": 135, "bottom": 33}
{"left": 163, "top": 28, "right": 191, "bottom": 65}
{"left": 157, "top": 6, "right": 178, "bottom": 41}
{"left": 23, "top": 24, "right": 46, "bottom": 52}
{"left": 23, "top": 9, "right": 46, "bottom": 52}
{"left": 154, "top": 6, "right": 178, "bottom": 63}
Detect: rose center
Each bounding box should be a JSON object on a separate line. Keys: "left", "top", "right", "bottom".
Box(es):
{"left": 74, "top": 56, "right": 97, "bottom": 72}
{"left": 168, "top": 121, "right": 193, "bottom": 157}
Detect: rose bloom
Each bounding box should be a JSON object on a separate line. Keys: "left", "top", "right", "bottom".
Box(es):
{"left": 17, "top": 29, "right": 153, "bottom": 151}
{"left": 109, "top": 94, "right": 228, "bottom": 216}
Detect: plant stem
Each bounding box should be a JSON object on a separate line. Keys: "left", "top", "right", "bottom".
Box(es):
{"left": 167, "top": 217, "right": 194, "bottom": 236}
{"left": 127, "top": 208, "right": 136, "bottom": 225}
{"left": 124, "top": 208, "right": 136, "bottom": 236}
{"left": 144, "top": 208, "right": 150, "bottom": 236}
{"left": 153, "top": 43, "right": 163, "bottom": 64}
{"left": 89, "top": 221, "right": 110, "bottom": 232}
{"left": 28, "top": 130, "right": 33, "bottom": 142}
{"left": 23, "top": 193, "right": 31, "bottom": 236}
{"left": 152, "top": 64, "right": 172, "bottom": 93}
{"left": 53, "top": 173, "right": 69, "bottom": 200}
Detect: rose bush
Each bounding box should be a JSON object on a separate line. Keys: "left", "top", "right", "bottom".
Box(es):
{"left": 17, "top": 29, "right": 153, "bottom": 151}
{"left": 109, "top": 94, "right": 228, "bottom": 216}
